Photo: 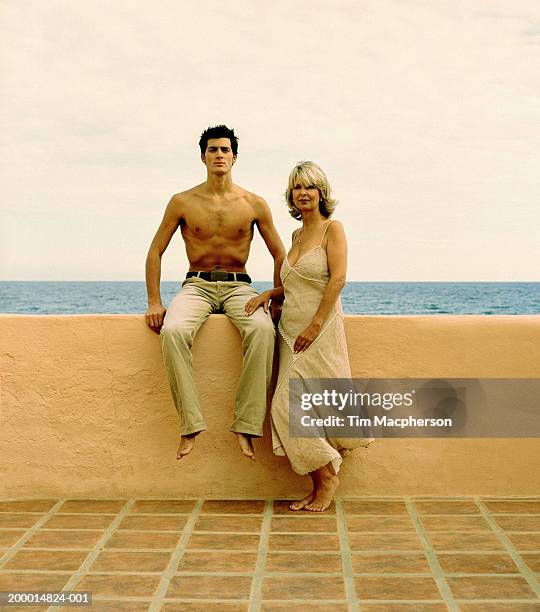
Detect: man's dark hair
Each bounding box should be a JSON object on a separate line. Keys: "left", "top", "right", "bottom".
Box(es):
{"left": 199, "top": 125, "right": 238, "bottom": 156}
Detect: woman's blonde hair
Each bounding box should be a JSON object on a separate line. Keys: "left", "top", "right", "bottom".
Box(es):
{"left": 285, "top": 160, "right": 337, "bottom": 220}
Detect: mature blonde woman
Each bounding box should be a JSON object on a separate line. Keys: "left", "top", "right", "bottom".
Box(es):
{"left": 245, "top": 161, "right": 371, "bottom": 512}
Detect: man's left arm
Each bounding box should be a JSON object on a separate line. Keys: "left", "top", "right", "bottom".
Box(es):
{"left": 253, "top": 196, "right": 286, "bottom": 289}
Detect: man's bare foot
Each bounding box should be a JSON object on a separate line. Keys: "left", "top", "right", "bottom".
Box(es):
{"left": 177, "top": 433, "right": 198, "bottom": 459}
{"left": 305, "top": 468, "right": 339, "bottom": 512}
{"left": 289, "top": 490, "right": 316, "bottom": 511}
{"left": 236, "top": 433, "right": 255, "bottom": 460}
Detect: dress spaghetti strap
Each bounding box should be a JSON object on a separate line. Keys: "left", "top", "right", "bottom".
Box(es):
{"left": 318, "top": 219, "right": 334, "bottom": 245}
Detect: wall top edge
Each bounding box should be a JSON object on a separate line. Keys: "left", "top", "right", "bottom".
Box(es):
{"left": 1, "top": 314, "right": 539, "bottom": 320}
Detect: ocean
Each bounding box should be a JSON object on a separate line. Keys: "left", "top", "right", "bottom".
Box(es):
{"left": 0, "top": 281, "right": 539, "bottom": 315}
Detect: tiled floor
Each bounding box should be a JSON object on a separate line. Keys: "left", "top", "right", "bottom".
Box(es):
{"left": 0, "top": 497, "right": 539, "bottom": 611}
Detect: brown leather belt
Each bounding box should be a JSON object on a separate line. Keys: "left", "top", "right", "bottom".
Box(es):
{"left": 186, "top": 270, "right": 252, "bottom": 283}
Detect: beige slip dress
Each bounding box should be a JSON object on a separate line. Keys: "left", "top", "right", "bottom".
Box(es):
{"left": 271, "top": 220, "right": 373, "bottom": 475}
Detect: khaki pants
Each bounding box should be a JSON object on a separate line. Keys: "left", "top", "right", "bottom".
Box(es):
{"left": 160, "top": 277, "right": 275, "bottom": 436}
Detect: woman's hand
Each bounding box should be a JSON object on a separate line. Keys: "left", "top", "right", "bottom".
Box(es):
{"left": 294, "top": 321, "right": 322, "bottom": 353}
{"left": 244, "top": 291, "right": 272, "bottom": 316}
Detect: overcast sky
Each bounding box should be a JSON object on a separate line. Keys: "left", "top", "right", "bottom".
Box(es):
{"left": 1, "top": 0, "right": 539, "bottom": 281}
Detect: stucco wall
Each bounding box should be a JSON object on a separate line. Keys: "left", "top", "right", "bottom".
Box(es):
{"left": 1, "top": 314, "right": 539, "bottom": 499}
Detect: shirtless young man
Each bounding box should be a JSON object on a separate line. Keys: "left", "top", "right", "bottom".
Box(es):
{"left": 145, "top": 125, "right": 285, "bottom": 460}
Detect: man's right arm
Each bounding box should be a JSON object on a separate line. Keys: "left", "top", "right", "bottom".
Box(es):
{"left": 145, "top": 194, "right": 183, "bottom": 333}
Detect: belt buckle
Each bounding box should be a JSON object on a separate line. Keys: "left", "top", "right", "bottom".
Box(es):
{"left": 210, "top": 269, "right": 229, "bottom": 281}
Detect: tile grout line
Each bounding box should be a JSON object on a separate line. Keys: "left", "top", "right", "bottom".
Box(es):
{"left": 455, "top": 599, "right": 540, "bottom": 604}
{"left": 0, "top": 500, "right": 65, "bottom": 569}
{"left": 405, "top": 497, "right": 458, "bottom": 612}
{"left": 336, "top": 498, "right": 359, "bottom": 612}
{"left": 149, "top": 498, "right": 204, "bottom": 612}
{"left": 48, "top": 499, "right": 135, "bottom": 612}
{"left": 476, "top": 496, "right": 540, "bottom": 598}
{"left": 248, "top": 499, "right": 273, "bottom": 612}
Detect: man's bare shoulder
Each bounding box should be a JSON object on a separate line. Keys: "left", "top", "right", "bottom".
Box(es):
{"left": 171, "top": 183, "right": 206, "bottom": 201}
{"left": 167, "top": 184, "right": 207, "bottom": 210}
{"left": 237, "top": 187, "right": 269, "bottom": 215}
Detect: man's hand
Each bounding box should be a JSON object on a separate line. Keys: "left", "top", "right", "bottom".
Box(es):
{"left": 145, "top": 303, "right": 167, "bottom": 334}
{"left": 294, "top": 321, "right": 322, "bottom": 353}
{"left": 244, "top": 291, "right": 271, "bottom": 317}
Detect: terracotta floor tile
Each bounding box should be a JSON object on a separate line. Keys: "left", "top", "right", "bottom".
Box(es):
{"left": 166, "top": 574, "right": 252, "bottom": 598}
{"left": 351, "top": 553, "right": 430, "bottom": 573}
{"left": 0, "top": 514, "right": 41, "bottom": 528}
{"left": 65, "top": 603, "right": 150, "bottom": 612}
{"left": 271, "top": 516, "right": 337, "bottom": 532}
{"left": 0, "top": 500, "right": 56, "bottom": 513}
{"left": 130, "top": 500, "right": 196, "bottom": 514}
{"left": 506, "top": 532, "right": 540, "bottom": 550}
{"left": 359, "top": 605, "right": 448, "bottom": 611}
{"left": 202, "top": 500, "right": 265, "bottom": 514}
{"left": 105, "top": 531, "right": 181, "bottom": 550}
{"left": 494, "top": 515, "right": 540, "bottom": 531}
{"left": 118, "top": 514, "right": 187, "bottom": 531}
{"left": 447, "top": 575, "right": 536, "bottom": 599}
{"left": 4, "top": 549, "right": 87, "bottom": 571}
{"left": 187, "top": 533, "right": 260, "bottom": 550}
{"left": 261, "top": 605, "right": 348, "bottom": 612}
{"left": 265, "top": 552, "right": 342, "bottom": 573}
{"left": 23, "top": 529, "right": 103, "bottom": 549}
{"left": 177, "top": 551, "right": 257, "bottom": 572}
{"left": 437, "top": 552, "right": 519, "bottom": 574}
{"left": 59, "top": 500, "right": 125, "bottom": 513}
{"left": 521, "top": 553, "right": 540, "bottom": 572}
{"left": 427, "top": 532, "right": 504, "bottom": 551}
{"left": 421, "top": 515, "right": 491, "bottom": 531}
{"left": 354, "top": 576, "right": 440, "bottom": 600}
{"left": 346, "top": 516, "right": 415, "bottom": 532}
{"left": 484, "top": 499, "right": 540, "bottom": 514}
{"left": 43, "top": 513, "right": 115, "bottom": 529}
{"left": 161, "top": 603, "right": 248, "bottom": 612}
{"left": 74, "top": 573, "right": 160, "bottom": 597}
{"left": 0, "top": 605, "right": 51, "bottom": 612}
{"left": 194, "top": 515, "right": 262, "bottom": 532}
{"left": 269, "top": 533, "right": 340, "bottom": 551}
{"left": 414, "top": 500, "right": 480, "bottom": 515}
{"left": 349, "top": 533, "right": 423, "bottom": 551}
{"left": 90, "top": 550, "right": 171, "bottom": 572}
{"left": 343, "top": 500, "right": 408, "bottom": 515}
{"left": 262, "top": 575, "right": 345, "bottom": 599}
{"left": 0, "top": 529, "right": 25, "bottom": 547}
{"left": 273, "top": 500, "right": 336, "bottom": 514}
{"left": 0, "top": 572, "right": 69, "bottom": 590}
{"left": 459, "top": 604, "right": 540, "bottom": 611}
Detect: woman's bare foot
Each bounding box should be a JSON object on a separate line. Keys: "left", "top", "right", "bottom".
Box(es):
{"left": 289, "top": 473, "right": 318, "bottom": 511}
{"left": 177, "top": 433, "right": 198, "bottom": 459}
{"left": 305, "top": 466, "right": 339, "bottom": 512}
{"left": 289, "top": 490, "right": 316, "bottom": 511}
{"left": 236, "top": 433, "right": 255, "bottom": 460}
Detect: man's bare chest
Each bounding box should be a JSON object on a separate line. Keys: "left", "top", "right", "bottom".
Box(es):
{"left": 182, "top": 201, "right": 255, "bottom": 239}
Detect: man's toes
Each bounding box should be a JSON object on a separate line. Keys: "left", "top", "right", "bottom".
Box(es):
{"left": 176, "top": 438, "right": 195, "bottom": 460}
{"left": 237, "top": 434, "right": 255, "bottom": 459}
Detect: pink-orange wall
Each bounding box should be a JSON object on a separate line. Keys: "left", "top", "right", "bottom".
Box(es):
{"left": 1, "top": 314, "right": 539, "bottom": 499}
